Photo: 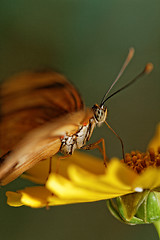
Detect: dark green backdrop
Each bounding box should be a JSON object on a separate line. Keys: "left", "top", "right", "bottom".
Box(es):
{"left": 0, "top": 1, "right": 160, "bottom": 239}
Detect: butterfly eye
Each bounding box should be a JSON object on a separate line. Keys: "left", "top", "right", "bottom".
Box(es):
{"left": 92, "top": 104, "right": 107, "bottom": 124}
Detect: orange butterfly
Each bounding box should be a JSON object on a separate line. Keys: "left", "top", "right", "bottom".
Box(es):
{"left": 0, "top": 48, "right": 153, "bottom": 185}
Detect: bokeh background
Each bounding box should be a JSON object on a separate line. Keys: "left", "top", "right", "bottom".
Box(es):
{"left": 0, "top": 0, "right": 160, "bottom": 239}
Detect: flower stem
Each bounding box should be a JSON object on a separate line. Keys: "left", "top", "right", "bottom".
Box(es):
{"left": 153, "top": 221, "right": 160, "bottom": 239}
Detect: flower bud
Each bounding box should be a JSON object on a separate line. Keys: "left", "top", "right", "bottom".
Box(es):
{"left": 107, "top": 190, "right": 160, "bottom": 225}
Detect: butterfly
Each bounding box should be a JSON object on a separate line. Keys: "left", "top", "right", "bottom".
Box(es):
{"left": 0, "top": 48, "right": 153, "bottom": 185}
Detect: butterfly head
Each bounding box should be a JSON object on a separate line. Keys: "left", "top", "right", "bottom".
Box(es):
{"left": 92, "top": 104, "right": 107, "bottom": 126}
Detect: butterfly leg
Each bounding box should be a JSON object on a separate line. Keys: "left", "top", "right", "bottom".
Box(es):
{"left": 45, "top": 156, "right": 53, "bottom": 181}
{"left": 48, "top": 156, "right": 53, "bottom": 175}
{"left": 45, "top": 157, "right": 53, "bottom": 210}
{"left": 82, "top": 138, "right": 108, "bottom": 167}
{"left": 45, "top": 155, "right": 70, "bottom": 209}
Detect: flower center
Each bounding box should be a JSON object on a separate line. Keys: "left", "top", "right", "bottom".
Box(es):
{"left": 121, "top": 147, "right": 160, "bottom": 174}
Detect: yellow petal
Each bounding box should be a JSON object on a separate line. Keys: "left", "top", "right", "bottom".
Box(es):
{"left": 63, "top": 151, "right": 105, "bottom": 174}
{"left": 46, "top": 174, "right": 112, "bottom": 201}
{"left": 22, "top": 159, "right": 51, "bottom": 184}
{"left": 6, "top": 187, "right": 52, "bottom": 208}
{"left": 23, "top": 151, "right": 105, "bottom": 184}
{"left": 148, "top": 123, "right": 160, "bottom": 152}
{"left": 68, "top": 159, "right": 137, "bottom": 194}
{"left": 133, "top": 167, "right": 160, "bottom": 190}
{"left": 46, "top": 159, "right": 137, "bottom": 202}
{"left": 48, "top": 195, "right": 99, "bottom": 205}
{"left": 6, "top": 192, "right": 23, "bottom": 207}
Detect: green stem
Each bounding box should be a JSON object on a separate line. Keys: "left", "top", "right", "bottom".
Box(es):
{"left": 153, "top": 221, "right": 160, "bottom": 239}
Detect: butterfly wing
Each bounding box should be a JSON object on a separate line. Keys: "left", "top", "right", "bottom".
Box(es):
{"left": 0, "top": 71, "right": 93, "bottom": 185}
{"left": 0, "top": 70, "right": 84, "bottom": 156}
{"left": 0, "top": 110, "right": 92, "bottom": 185}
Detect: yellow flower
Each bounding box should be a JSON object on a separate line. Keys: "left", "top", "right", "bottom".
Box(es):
{"left": 6, "top": 123, "right": 160, "bottom": 211}
{"left": 6, "top": 153, "right": 107, "bottom": 208}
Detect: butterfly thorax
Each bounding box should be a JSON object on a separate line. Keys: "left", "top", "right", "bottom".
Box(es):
{"left": 60, "top": 104, "right": 107, "bottom": 155}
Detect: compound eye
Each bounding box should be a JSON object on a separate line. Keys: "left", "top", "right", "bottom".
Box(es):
{"left": 96, "top": 109, "right": 104, "bottom": 121}
{"left": 92, "top": 104, "right": 107, "bottom": 123}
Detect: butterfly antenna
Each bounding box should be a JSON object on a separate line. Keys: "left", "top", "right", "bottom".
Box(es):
{"left": 102, "top": 63, "right": 153, "bottom": 104}
{"left": 100, "top": 47, "right": 135, "bottom": 107}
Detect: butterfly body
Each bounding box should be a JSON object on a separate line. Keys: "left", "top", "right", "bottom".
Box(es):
{"left": 60, "top": 104, "right": 107, "bottom": 155}
{"left": 60, "top": 118, "right": 95, "bottom": 155}
{"left": 0, "top": 71, "right": 107, "bottom": 185}
{"left": 0, "top": 48, "right": 150, "bottom": 185}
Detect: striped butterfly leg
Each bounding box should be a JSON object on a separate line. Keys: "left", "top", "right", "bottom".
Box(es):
{"left": 82, "top": 138, "right": 108, "bottom": 167}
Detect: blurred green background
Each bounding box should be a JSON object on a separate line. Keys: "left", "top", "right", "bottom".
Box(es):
{"left": 0, "top": 0, "right": 160, "bottom": 239}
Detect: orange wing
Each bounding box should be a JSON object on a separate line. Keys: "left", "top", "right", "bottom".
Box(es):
{"left": 0, "top": 70, "right": 84, "bottom": 156}
{"left": 0, "top": 110, "right": 92, "bottom": 185}
{"left": 0, "top": 70, "right": 93, "bottom": 185}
